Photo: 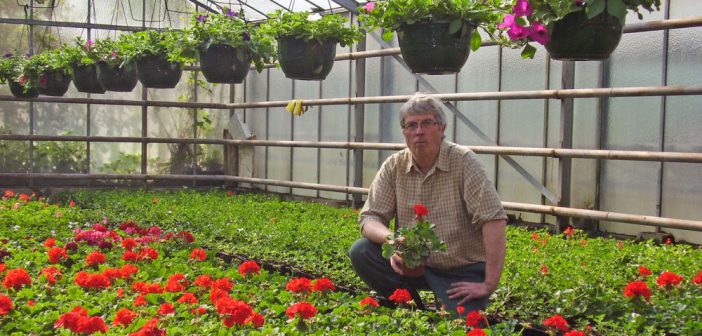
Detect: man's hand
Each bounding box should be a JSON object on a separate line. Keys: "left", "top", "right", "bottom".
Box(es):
{"left": 389, "top": 253, "right": 406, "bottom": 275}
{"left": 446, "top": 281, "right": 492, "bottom": 306}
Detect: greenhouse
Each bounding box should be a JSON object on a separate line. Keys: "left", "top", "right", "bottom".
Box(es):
{"left": 0, "top": 0, "right": 701, "bottom": 335}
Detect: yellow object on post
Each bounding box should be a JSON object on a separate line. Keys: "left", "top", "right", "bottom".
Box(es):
{"left": 285, "top": 99, "right": 307, "bottom": 116}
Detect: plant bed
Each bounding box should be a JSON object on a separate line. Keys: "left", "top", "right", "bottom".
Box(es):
{"left": 3, "top": 189, "right": 701, "bottom": 335}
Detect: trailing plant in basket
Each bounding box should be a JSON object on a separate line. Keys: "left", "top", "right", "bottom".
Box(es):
{"left": 119, "top": 29, "right": 197, "bottom": 65}
{"left": 0, "top": 53, "right": 25, "bottom": 84}
{"left": 359, "top": 0, "right": 506, "bottom": 50}
{"left": 382, "top": 204, "right": 447, "bottom": 269}
{"left": 189, "top": 8, "right": 276, "bottom": 72}
{"left": 62, "top": 37, "right": 99, "bottom": 67}
{"left": 260, "top": 10, "right": 364, "bottom": 47}
{"left": 497, "top": 0, "right": 661, "bottom": 58}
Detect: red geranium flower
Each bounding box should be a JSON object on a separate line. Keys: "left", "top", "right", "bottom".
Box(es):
{"left": 86, "top": 251, "right": 107, "bottom": 267}
{"left": 388, "top": 288, "right": 412, "bottom": 304}
{"left": 359, "top": 296, "right": 379, "bottom": 308}
{"left": 540, "top": 264, "right": 549, "bottom": 275}
{"left": 137, "top": 247, "right": 158, "bottom": 261}
{"left": 657, "top": 271, "right": 684, "bottom": 288}
{"left": 693, "top": 270, "right": 702, "bottom": 285}
{"left": 456, "top": 306, "right": 465, "bottom": 315}
{"left": 238, "top": 260, "right": 261, "bottom": 276}
{"left": 74, "top": 271, "right": 111, "bottom": 289}
{"left": 217, "top": 297, "right": 253, "bottom": 326}
{"left": 467, "top": 328, "right": 486, "bottom": 336}
{"left": 193, "top": 274, "right": 213, "bottom": 288}
{"left": 312, "top": 278, "right": 336, "bottom": 292}
{"left": 0, "top": 294, "right": 14, "bottom": 315}
{"left": 157, "top": 303, "right": 175, "bottom": 315}
{"left": 563, "top": 226, "right": 575, "bottom": 237}
{"left": 54, "top": 306, "right": 89, "bottom": 333}
{"left": 41, "top": 266, "right": 63, "bottom": 285}
{"left": 285, "top": 302, "right": 317, "bottom": 320}
{"left": 122, "top": 251, "right": 138, "bottom": 262}
{"left": 176, "top": 231, "right": 195, "bottom": 243}
{"left": 177, "top": 292, "right": 199, "bottom": 304}
{"left": 76, "top": 316, "right": 109, "bottom": 334}
{"left": 113, "top": 308, "right": 138, "bottom": 327}
{"left": 132, "top": 281, "right": 164, "bottom": 295}
{"left": 212, "top": 277, "right": 234, "bottom": 292}
{"left": 189, "top": 248, "right": 207, "bottom": 261}
{"left": 564, "top": 331, "right": 586, "bottom": 336}
{"left": 286, "top": 277, "right": 313, "bottom": 293}
{"left": 120, "top": 264, "right": 139, "bottom": 278}
{"left": 638, "top": 266, "right": 653, "bottom": 277}
{"left": 245, "top": 312, "right": 265, "bottom": 328}
{"left": 413, "top": 204, "right": 428, "bottom": 217}
{"left": 48, "top": 247, "right": 68, "bottom": 264}
{"left": 121, "top": 238, "right": 138, "bottom": 251}
{"left": 466, "top": 310, "right": 486, "bottom": 328}
{"left": 133, "top": 295, "right": 147, "bottom": 307}
{"left": 3, "top": 190, "right": 15, "bottom": 198}
{"left": 18, "top": 193, "right": 30, "bottom": 202}
{"left": 43, "top": 237, "right": 57, "bottom": 247}
{"left": 2, "top": 268, "right": 32, "bottom": 290}
{"left": 543, "top": 314, "right": 569, "bottom": 333}
{"left": 130, "top": 318, "right": 165, "bottom": 336}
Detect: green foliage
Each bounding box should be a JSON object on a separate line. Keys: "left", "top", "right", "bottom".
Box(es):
{"left": 260, "top": 10, "right": 364, "bottom": 47}
{"left": 381, "top": 218, "right": 447, "bottom": 269}
{"left": 119, "top": 29, "right": 197, "bottom": 65}
{"left": 0, "top": 53, "right": 40, "bottom": 90}
{"left": 0, "top": 53, "right": 24, "bottom": 84}
{"left": 358, "top": 0, "right": 508, "bottom": 43}
{"left": 0, "top": 125, "right": 28, "bottom": 173}
{"left": 62, "top": 38, "right": 102, "bottom": 67}
{"left": 525, "top": 0, "right": 661, "bottom": 25}
{"left": 96, "top": 152, "right": 141, "bottom": 174}
{"left": 90, "top": 37, "right": 127, "bottom": 68}
{"left": 33, "top": 135, "right": 89, "bottom": 173}
{"left": 189, "top": 9, "right": 276, "bottom": 72}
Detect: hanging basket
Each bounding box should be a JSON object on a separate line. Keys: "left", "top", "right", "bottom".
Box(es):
{"left": 72, "top": 64, "right": 105, "bottom": 94}
{"left": 397, "top": 20, "right": 472, "bottom": 75}
{"left": 277, "top": 37, "right": 337, "bottom": 81}
{"left": 96, "top": 61, "right": 138, "bottom": 92}
{"left": 136, "top": 54, "right": 183, "bottom": 89}
{"left": 199, "top": 44, "right": 252, "bottom": 84}
{"left": 37, "top": 70, "right": 72, "bottom": 97}
{"left": 7, "top": 79, "right": 38, "bottom": 98}
{"left": 545, "top": 10, "right": 624, "bottom": 61}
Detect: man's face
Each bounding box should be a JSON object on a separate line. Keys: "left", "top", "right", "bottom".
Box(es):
{"left": 402, "top": 114, "right": 446, "bottom": 160}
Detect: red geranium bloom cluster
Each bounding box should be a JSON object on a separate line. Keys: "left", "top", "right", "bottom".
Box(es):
{"left": 73, "top": 226, "right": 120, "bottom": 247}
{"left": 657, "top": 271, "right": 684, "bottom": 288}
{"left": 466, "top": 310, "right": 486, "bottom": 328}
{"left": 238, "top": 260, "right": 260, "bottom": 276}
{"left": 312, "top": 278, "right": 335, "bottom": 292}
{"left": 74, "top": 271, "right": 111, "bottom": 289}
{"left": 122, "top": 238, "right": 138, "bottom": 251}
{"left": 467, "top": 328, "right": 486, "bottom": 336}
{"left": 48, "top": 247, "right": 68, "bottom": 264}
{"left": 286, "top": 302, "right": 317, "bottom": 320}
{"left": 189, "top": 248, "right": 207, "bottom": 261}
{"left": 137, "top": 247, "right": 159, "bottom": 261}
{"left": 2, "top": 268, "right": 31, "bottom": 290}
{"left": 694, "top": 270, "right": 702, "bottom": 285}
{"left": 54, "top": 306, "right": 109, "bottom": 334}
{"left": 44, "top": 237, "right": 57, "bottom": 247}
{"left": 128, "top": 318, "right": 165, "bottom": 336}
{"left": 112, "top": 308, "right": 138, "bottom": 327}
{"left": 564, "top": 331, "right": 586, "bottom": 336}
{"left": 388, "top": 288, "right": 412, "bottom": 304}
{"left": 215, "top": 297, "right": 255, "bottom": 327}
{"left": 0, "top": 294, "right": 13, "bottom": 315}
{"left": 165, "top": 273, "right": 188, "bottom": 293}
{"left": 359, "top": 296, "right": 379, "bottom": 308}
{"left": 286, "top": 277, "right": 313, "bottom": 293}
{"left": 3, "top": 189, "right": 15, "bottom": 198}
{"left": 40, "top": 266, "right": 63, "bottom": 285}
{"left": 624, "top": 280, "right": 652, "bottom": 301}
{"left": 18, "top": 193, "right": 31, "bottom": 202}
{"left": 86, "top": 251, "right": 107, "bottom": 267}
{"left": 543, "top": 314, "right": 569, "bottom": 333}
{"left": 176, "top": 231, "right": 195, "bottom": 243}
{"left": 563, "top": 226, "right": 575, "bottom": 237}
{"left": 132, "top": 281, "right": 164, "bottom": 295}
{"left": 638, "top": 266, "right": 653, "bottom": 277}
{"left": 193, "top": 274, "right": 213, "bottom": 289}
{"left": 212, "top": 277, "right": 234, "bottom": 292}
{"left": 157, "top": 303, "right": 175, "bottom": 315}
{"left": 413, "top": 203, "right": 428, "bottom": 217}
{"left": 177, "top": 292, "right": 199, "bottom": 304}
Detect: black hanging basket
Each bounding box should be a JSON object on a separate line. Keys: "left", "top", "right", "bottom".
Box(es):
{"left": 72, "top": 63, "right": 105, "bottom": 94}
{"left": 199, "top": 44, "right": 252, "bottom": 84}
{"left": 7, "top": 79, "right": 38, "bottom": 98}
{"left": 545, "top": 10, "right": 624, "bottom": 61}
{"left": 96, "top": 61, "right": 138, "bottom": 92}
{"left": 277, "top": 37, "right": 337, "bottom": 81}
{"left": 136, "top": 54, "right": 183, "bottom": 89}
{"left": 37, "top": 70, "right": 72, "bottom": 96}
{"left": 397, "top": 20, "right": 472, "bottom": 75}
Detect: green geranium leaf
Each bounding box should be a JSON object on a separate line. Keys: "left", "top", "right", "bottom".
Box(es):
{"left": 448, "top": 20, "right": 463, "bottom": 35}
{"left": 586, "top": 0, "right": 607, "bottom": 19}
{"left": 606, "top": 0, "right": 628, "bottom": 25}
{"left": 382, "top": 30, "right": 394, "bottom": 42}
{"left": 521, "top": 44, "right": 537, "bottom": 59}
{"left": 470, "top": 30, "right": 482, "bottom": 52}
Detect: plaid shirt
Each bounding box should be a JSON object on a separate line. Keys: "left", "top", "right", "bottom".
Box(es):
{"left": 359, "top": 141, "right": 507, "bottom": 269}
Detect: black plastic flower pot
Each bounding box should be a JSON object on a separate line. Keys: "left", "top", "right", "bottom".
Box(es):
{"left": 277, "top": 37, "right": 337, "bottom": 81}
{"left": 7, "top": 79, "right": 38, "bottom": 98}
{"left": 397, "top": 21, "right": 471, "bottom": 75}
{"left": 136, "top": 54, "right": 183, "bottom": 89}
{"left": 72, "top": 63, "right": 105, "bottom": 94}
{"left": 37, "top": 70, "right": 72, "bottom": 97}
{"left": 96, "top": 61, "right": 138, "bottom": 92}
{"left": 545, "top": 10, "right": 624, "bottom": 61}
{"left": 199, "top": 44, "right": 252, "bottom": 84}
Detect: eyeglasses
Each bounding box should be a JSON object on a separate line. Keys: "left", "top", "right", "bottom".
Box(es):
{"left": 402, "top": 119, "right": 439, "bottom": 131}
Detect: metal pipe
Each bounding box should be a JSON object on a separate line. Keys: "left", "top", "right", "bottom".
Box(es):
{"left": 4, "top": 85, "right": 702, "bottom": 109}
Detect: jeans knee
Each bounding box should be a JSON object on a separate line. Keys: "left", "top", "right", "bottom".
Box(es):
{"left": 348, "top": 238, "right": 376, "bottom": 265}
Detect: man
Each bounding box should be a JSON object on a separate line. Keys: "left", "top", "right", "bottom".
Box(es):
{"left": 348, "top": 92, "right": 507, "bottom": 315}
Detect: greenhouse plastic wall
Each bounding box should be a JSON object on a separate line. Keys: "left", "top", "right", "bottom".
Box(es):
{"left": 1, "top": 1, "right": 702, "bottom": 243}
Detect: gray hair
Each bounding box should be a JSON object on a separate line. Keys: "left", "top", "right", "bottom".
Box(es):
{"left": 399, "top": 92, "right": 447, "bottom": 128}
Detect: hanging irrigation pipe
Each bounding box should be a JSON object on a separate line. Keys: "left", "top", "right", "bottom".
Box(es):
{"left": 3, "top": 84, "right": 702, "bottom": 108}
{"left": 2, "top": 172, "right": 701, "bottom": 231}
{"left": 3, "top": 134, "right": 702, "bottom": 164}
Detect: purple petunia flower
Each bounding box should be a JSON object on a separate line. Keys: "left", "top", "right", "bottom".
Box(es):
{"left": 528, "top": 22, "right": 549, "bottom": 45}
{"left": 225, "top": 8, "right": 237, "bottom": 17}
{"left": 197, "top": 14, "right": 208, "bottom": 22}
{"left": 242, "top": 32, "right": 250, "bottom": 41}
{"left": 3, "top": 53, "right": 12, "bottom": 58}
{"left": 513, "top": 0, "right": 533, "bottom": 17}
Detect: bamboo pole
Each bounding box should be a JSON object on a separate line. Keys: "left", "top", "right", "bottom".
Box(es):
{"left": 3, "top": 134, "right": 702, "bottom": 163}
{"left": 3, "top": 172, "right": 701, "bottom": 231}
{"left": 3, "top": 85, "right": 702, "bottom": 109}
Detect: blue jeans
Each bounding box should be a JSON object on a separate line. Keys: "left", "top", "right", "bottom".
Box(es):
{"left": 348, "top": 238, "right": 488, "bottom": 316}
